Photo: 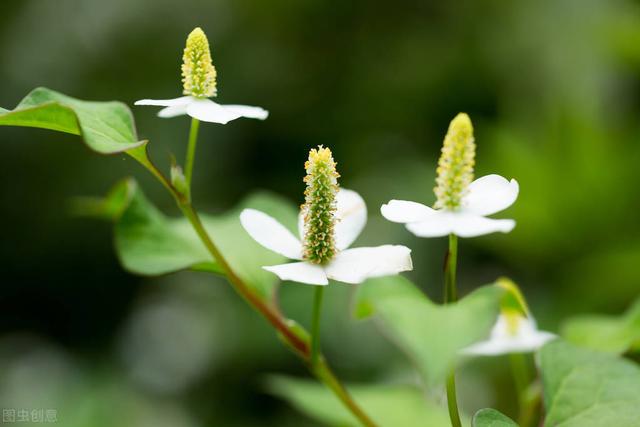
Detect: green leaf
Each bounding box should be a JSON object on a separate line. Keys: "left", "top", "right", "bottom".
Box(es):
{"left": 0, "top": 87, "right": 144, "bottom": 154}
{"left": 92, "top": 178, "right": 297, "bottom": 300}
{"left": 353, "top": 275, "right": 425, "bottom": 320}
{"left": 540, "top": 340, "right": 640, "bottom": 426}
{"left": 561, "top": 298, "right": 640, "bottom": 354}
{"left": 354, "top": 276, "right": 502, "bottom": 385}
{"left": 112, "top": 179, "right": 218, "bottom": 275}
{"left": 473, "top": 408, "right": 519, "bottom": 427}
{"left": 72, "top": 179, "right": 136, "bottom": 220}
{"left": 268, "top": 376, "right": 453, "bottom": 427}
{"left": 0, "top": 88, "right": 174, "bottom": 192}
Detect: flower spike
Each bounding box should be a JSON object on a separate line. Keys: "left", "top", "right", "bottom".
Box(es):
{"left": 434, "top": 113, "right": 476, "bottom": 210}
{"left": 135, "top": 27, "right": 268, "bottom": 124}
{"left": 302, "top": 146, "right": 340, "bottom": 264}
{"left": 182, "top": 27, "right": 217, "bottom": 98}
{"left": 381, "top": 113, "right": 518, "bottom": 238}
{"left": 240, "top": 147, "right": 412, "bottom": 286}
{"left": 462, "top": 278, "right": 555, "bottom": 356}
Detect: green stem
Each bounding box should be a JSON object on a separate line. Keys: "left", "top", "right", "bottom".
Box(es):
{"left": 444, "top": 233, "right": 458, "bottom": 303}
{"left": 179, "top": 202, "right": 377, "bottom": 426}
{"left": 518, "top": 384, "right": 541, "bottom": 427}
{"left": 444, "top": 233, "right": 462, "bottom": 427}
{"left": 446, "top": 371, "right": 462, "bottom": 427}
{"left": 132, "top": 125, "right": 376, "bottom": 426}
{"left": 510, "top": 352, "right": 529, "bottom": 407}
{"left": 314, "top": 360, "right": 378, "bottom": 427}
{"left": 311, "top": 286, "right": 325, "bottom": 367}
{"left": 184, "top": 118, "right": 200, "bottom": 194}
{"left": 510, "top": 353, "right": 535, "bottom": 427}
{"left": 180, "top": 202, "right": 309, "bottom": 355}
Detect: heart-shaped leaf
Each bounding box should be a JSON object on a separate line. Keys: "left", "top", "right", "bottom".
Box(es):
{"left": 354, "top": 276, "right": 502, "bottom": 386}
{"left": 0, "top": 88, "right": 176, "bottom": 192}
{"left": 0, "top": 87, "right": 144, "bottom": 154}
{"left": 353, "top": 275, "right": 425, "bottom": 320}
{"left": 561, "top": 298, "right": 640, "bottom": 354}
{"left": 268, "top": 376, "right": 453, "bottom": 427}
{"left": 83, "top": 178, "right": 298, "bottom": 300}
{"left": 473, "top": 408, "right": 519, "bottom": 427}
{"left": 540, "top": 340, "right": 640, "bottom": 426}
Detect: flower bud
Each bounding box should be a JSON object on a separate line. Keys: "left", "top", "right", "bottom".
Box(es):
{"left": 497, "top": 277, "right": 530, "bottom": 336}
{"left": 171, "top": 164, "right": 189, "bottom": 197}
{"left": 181, "top": 27, "right": 217, "bottom": 98}
{"left": 434, "top": 113, "right": 476, "bottom": 210}
{"left": 302, "top": 146, "right": 340, "bottom": 264}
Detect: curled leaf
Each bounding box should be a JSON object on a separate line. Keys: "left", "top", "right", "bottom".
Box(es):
{"left": 0, "top": 87, "right": 144, "bottom": 153}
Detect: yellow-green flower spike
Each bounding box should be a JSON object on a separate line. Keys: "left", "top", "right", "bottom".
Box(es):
{"left": 503, "top": 310, "right": 522, "bottom": 336}
{"left": 497, "top": 277, "right": 530, "bottom": 336}
{"left": 181, "top": 27, "right": 217, "bottom": 98}
{"left": 497, "top": 277, "right": 531, "bottom": 316}
{"left": 434, "top": 113, "right": 476, "bottom": 210}
{"left": 302, "top": 146, "right": 340, "bottom": 264}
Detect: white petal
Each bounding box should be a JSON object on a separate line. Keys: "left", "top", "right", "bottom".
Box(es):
{"left": 462, "top": 316, "right": 556, "bottom": 356}
{"left": 334, "top": 189, "right": 367, "bottom": 250}
{"left": 380, "top": 200, "right": 436, "bottom": 223}
{"left": 134, "top": 96, "right": 193, "bottom": 107}
{"left": 263, "top": 262, "right": 328, "bottom": 286}
{"left": 219, "top": 104, "right": 269, "bottom": 120}
{"left": 186, "top": 99, "right": 243, "bottom": 124}
{"left": 462, "top": 175, "right": 519, "bottom": 216}
{"left": 407, "top": 212, "right": 515, "bottom": 238}
{"left": 518, "top": 330, "right": 556, "bottom": 350}
{"left": 461, "top": 338, "right": 514, "bottom": 356}
{"left": 240, "top": 209, "right": 303, "bottom": 260}
{"left": 325, "top": 245, "right": 412, "bottom": 284}
{"left": 463, "top": 329, "right": 555, "bottom": 355}
{"left": 404, "top": 211, "right": 454, "bottom": 237}
{"left": 158, "top": 104, "right": 189, "bottom": 118}
{"left": 449, "top": 213, "right": 515, "bottom": 237}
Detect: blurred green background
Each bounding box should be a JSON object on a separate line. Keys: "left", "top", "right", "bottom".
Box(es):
{"left": 2, "top": 0, "right": 640, "bottom": 425}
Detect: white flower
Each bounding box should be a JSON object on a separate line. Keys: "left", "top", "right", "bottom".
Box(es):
{"left": 240, "top": 189, "right": 413, "bottom": 286}
{"left": 134, "top": 95, "right": 268, "bottom": 125}
{"left": 381, "top": 113, "right": 519, "bottom": 238}
{"left": 135, "top": 27, "right": 268, "bottom": 125}
{"left": 462, "top": 314, "right": 556, "bottom": 356}
{"left": 381, "top": 174, "right": 519, "bottom": 238}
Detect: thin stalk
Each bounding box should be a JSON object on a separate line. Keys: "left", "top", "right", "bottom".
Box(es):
{"left": 444, "top": 233, "right": 462, "bottom": 427}
{"left": 444, "top": 233, "right": 458, "bottom": 302}
{"left": 518, "top": 384, "right": 541, "bottom": 427}
{"left": 510, "top": 353, "right": 535, "bottom": 427}
{"left": 179, "top": 203, "right": 377, "bottom": 426}
{"left": 179, "top": 202, "right": 308, "bottom": 355}
{"left": 184, "top": 118, "right": 200, "bottom": 194}
{"left": 446, "top": 371, "right": 462, "bottom": 427}
{"left": 139, "top": 124, "right": 377, "bottom": 426}
{"left": 315, "top": 360, "right": 378, "bottom": 427}
{"left": 510, "top": 352, "right": 529, "bottom": 408}
{"left": 311, "top": 286, "right": 325, "bottom": 367}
